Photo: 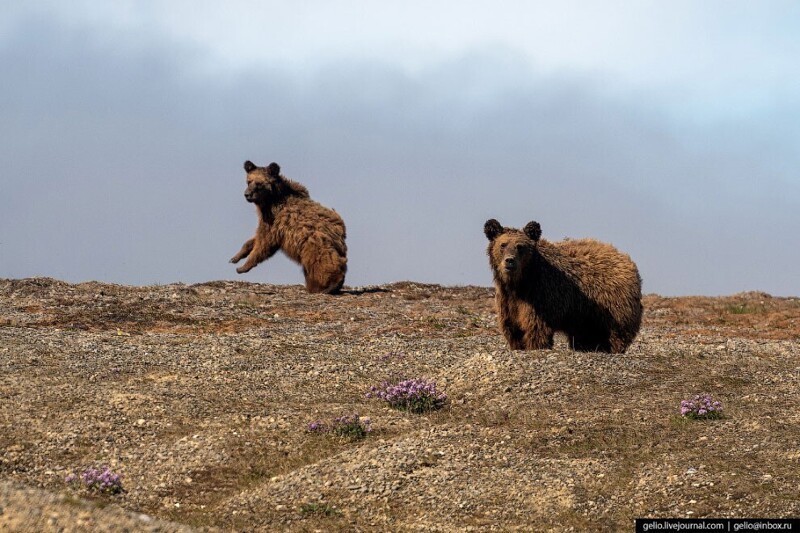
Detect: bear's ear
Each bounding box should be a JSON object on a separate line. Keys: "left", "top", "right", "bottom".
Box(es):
{"left": 266, "top": 162, "right": 281, "bottom": 177}
{"left": 523, "top": 221, "right": 542, "bottom": 242}
{"left": 244, "top": 160, "right": 256, "bottom": 173}
{"left": 484, "top": 219, "right": 503, "bottom": 241}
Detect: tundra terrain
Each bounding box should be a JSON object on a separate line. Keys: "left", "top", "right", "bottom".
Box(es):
{"left": 1, "top": 278, "right": 799, "bottom": 531}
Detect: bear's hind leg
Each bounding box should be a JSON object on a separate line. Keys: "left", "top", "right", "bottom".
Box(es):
{"left": 304, "top": 271, "right": 344, "bottom": 294}
{"left": 608, "top": 331, "right": 631, "bottom": 354}
{"left": 303, "top": 254, "right": 346, "bottom": 294}
{"left": 322, "top": 274, "right": 345, "bottom": 294}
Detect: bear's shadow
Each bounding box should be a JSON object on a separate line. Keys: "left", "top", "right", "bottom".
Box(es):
{"left": 339, "top": 286, "right": 390, "bottom": 296}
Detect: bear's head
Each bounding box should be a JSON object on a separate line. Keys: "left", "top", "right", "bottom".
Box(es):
{"left": 243, "top": 160, "right": 283, "bottom": 204}
{"left": 484, "top": 219, "right": 542, "bottom": 283}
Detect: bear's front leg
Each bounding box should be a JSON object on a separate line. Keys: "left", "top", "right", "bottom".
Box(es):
{"left": 523, "top": 317, "right": 554, "bottom": 350}
{"left": 522, "top": 326, "right": 554, "bottom": 350}
{"left": 236, "top": 242, "right": 279, "bottom": 274}
{"left": 518, "top": 307, "right": 554, "bottom": 350}
{"left": 501, "top": 317, "right": 527, "bottom": 350}
{"left": 230, "top": 238, "right": 255, "bottom": 264}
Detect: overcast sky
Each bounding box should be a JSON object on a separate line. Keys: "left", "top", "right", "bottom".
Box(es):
{"left": 1, "top": 1, "right": 798, "bottom": 295}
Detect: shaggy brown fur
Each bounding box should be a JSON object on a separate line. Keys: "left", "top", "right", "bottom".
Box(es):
{"left": 484, "top": 219, "right": 642, "bottom": 353}
{"left": 231, "top": 161, "right": 347, "bottom": 294}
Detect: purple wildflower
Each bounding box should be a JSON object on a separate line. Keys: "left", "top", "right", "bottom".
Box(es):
{"left": 366, "top": 378, "right": 447, "bottom": 413}
{"left": 307, "top": 421, "right": 327, "bottom": 433}
{"left": 66, "top": 465, "right": 123, "bottom": 494}
{"left": 680, "top": 393, "right": 724, "bottom": 420}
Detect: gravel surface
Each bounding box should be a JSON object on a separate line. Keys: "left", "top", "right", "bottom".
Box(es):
{"left": 1, "top": 278, "right": 799, "bottom": 531}
{"left": 0, "top": 480, "right": 192, "bottom": 532}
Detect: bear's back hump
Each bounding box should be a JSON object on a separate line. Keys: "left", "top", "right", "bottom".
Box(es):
{"left": 273, "top": 196, "right": 346, "bottom": 252}
{"left": 542, "top": 238, "right": 641, "bottom": 303}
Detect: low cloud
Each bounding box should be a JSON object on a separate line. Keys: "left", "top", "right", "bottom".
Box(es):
{"left": 1, "top": 14, "right": 797, "bottom": 295}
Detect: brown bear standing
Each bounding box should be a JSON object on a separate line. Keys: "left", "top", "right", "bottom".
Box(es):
{"left": 484, "top": 219, "right": 642, "bottom": 353}
{"left": 231, "top": 161, "right": 347, "bottom": 294}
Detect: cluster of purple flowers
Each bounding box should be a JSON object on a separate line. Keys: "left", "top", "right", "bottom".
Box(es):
{"left": 65, "top": 465, "right": 123, "bottom": 494}
{"left": 366, "top": 378, "right": 447, "bottom": 413}
{"left": 307, "top": 413, "right": 372, "bottom": 440}
{"left": 307, "top": 421, "right": 327, "bottom": 433}
{"left": 680, "top": 394, "right": 723, "bottom": 419}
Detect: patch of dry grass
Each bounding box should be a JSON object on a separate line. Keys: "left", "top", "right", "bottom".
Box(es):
{"left": 1, "top": 279, "right": 799, "bottom": 530}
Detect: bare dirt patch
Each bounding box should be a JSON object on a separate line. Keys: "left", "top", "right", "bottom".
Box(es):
{"left": 1, "top": 278, "right": 798, "bottom": 531}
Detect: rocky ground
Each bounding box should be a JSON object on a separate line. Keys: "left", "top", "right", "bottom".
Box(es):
{"left": 1, "top": 278, "right": 799, "bottom": 531}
